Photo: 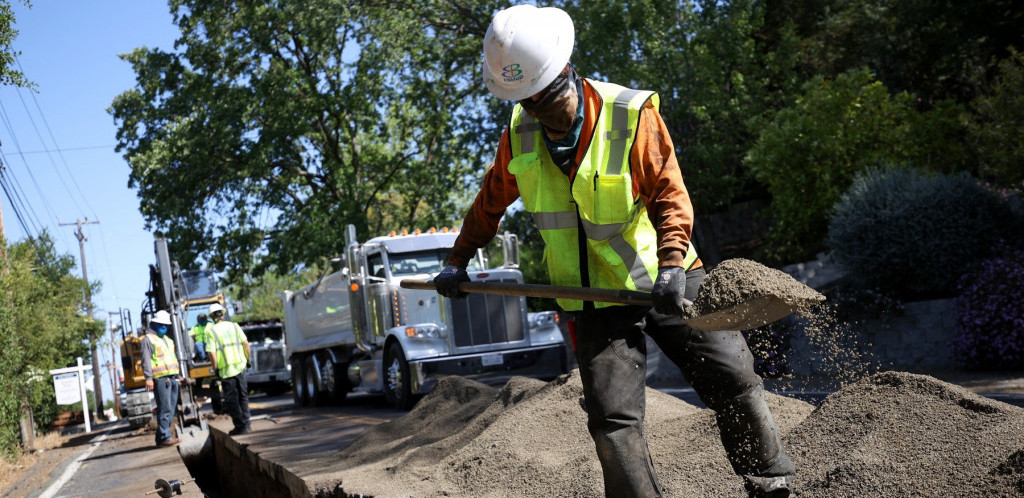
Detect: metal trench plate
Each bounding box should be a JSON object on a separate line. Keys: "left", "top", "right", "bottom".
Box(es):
{"left": 683, "top": 294, "right": 820, "bottom": 331}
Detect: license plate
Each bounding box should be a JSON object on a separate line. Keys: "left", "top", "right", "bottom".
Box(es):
{"left": 481, "top": 353, "right": 503, "bottom": 367}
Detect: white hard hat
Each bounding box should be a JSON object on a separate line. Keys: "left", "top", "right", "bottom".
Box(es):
{"left": 482, "top": 5, "right": 575, "bottom": 101}
{"left": 209, "top": 303, "right": 225, "bottom": 314}
{"left": 152, "top": 310, "right": 172, "bottom": 326}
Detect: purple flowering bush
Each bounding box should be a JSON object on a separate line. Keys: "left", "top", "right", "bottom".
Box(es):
{"left": 951, "top": 248, "right": 1024, "bottom": 370}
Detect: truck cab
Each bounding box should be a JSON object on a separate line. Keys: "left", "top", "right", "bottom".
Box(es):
{"left": 284, "top": 226, "right": 568, "bottom": 410}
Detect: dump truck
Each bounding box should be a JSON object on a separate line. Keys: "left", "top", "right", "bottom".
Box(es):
{"left": 283, "top": 225, "right": 568, "bottom": 410}
{"left": 241, "top": 318, "right": 290, "bottom": 395}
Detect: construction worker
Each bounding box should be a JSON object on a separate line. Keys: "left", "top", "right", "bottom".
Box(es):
{"left": 189, "top": 313, "right": 210, "bottom": 360}
{"left": 206, "top": 302, "right": 253, "bottom": 435}
{"left": 434, "top": 5, "right": 794, "bottom": 497}
{"left": 142, "top": 310, "right": 181, "bottom": 447}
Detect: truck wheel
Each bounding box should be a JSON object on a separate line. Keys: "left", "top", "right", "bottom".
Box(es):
{"left": 307, "top": 360, "right": 329, "bottom": 406}
{"left": 384, "top": 342, "right": 414, "bottom": 410}
{"left": 291, "top": 358, "right": 309, "bottom": 407}
{"left": 323, "top": 356, "right": 349, "bottom": 404}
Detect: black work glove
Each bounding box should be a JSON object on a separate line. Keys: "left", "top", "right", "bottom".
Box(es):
{"left": 246, "top": 361, "right": 251, "bottom": 369}
{"left": 650, "top": 266, "right": 689, "bottom": 316}
{"left": 434, "top": 265, "right": 470, "bottom": 299}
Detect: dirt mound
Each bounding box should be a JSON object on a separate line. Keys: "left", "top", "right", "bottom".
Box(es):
{"left": 789, "top": 371, "right": 1024, "bottom": 497}
{"left": 328, "top": 370, "right": 1024, "bottom": 497}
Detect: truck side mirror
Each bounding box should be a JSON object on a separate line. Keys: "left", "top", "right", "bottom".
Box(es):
{"left": 501, "top": 232, "right": 520, "bottom": 269}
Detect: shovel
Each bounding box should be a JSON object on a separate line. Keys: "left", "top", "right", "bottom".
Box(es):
{"left": 399, "top": 279, "right": 822, "bottom": 331}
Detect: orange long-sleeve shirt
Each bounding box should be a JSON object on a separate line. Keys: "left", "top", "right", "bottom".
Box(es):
{"left": 449, "top": 78, "right": 701, "bottom": 273}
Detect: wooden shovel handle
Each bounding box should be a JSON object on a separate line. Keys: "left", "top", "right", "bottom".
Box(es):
{"left": 400, "top": 279, "right": 666, "bottom": 307}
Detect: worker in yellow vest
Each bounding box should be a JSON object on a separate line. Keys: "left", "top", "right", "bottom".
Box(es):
{"left": 142, "top": 310, "right": 181, "bottom": 447}
{"left": 189, "top": 313, "right": 211, "bottom": 360}
{"left": 206, "top": 302, "right": 252, "bottom": 435}
{"left": 435, "top": 6, "right": 793, "bottom": 498}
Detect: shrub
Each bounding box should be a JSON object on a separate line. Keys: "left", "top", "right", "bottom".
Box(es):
{"left": 828, "top": 166, "right": 1022, "bottom": 300}
{"left": 951, "top": 248, "right": 1024, "bottom": 370}
{"left": 746, "top": 68, "right": 972, "bottom": 264}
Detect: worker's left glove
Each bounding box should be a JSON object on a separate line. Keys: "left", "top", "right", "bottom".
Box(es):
{"left": 246, "top": 361, "right": 251, "bottom": 369}
{"left": 434, "top": 265, "right": 470, "bottom": 299}
{"left": 651, "top": 266, "right": 689, "bottom": 316}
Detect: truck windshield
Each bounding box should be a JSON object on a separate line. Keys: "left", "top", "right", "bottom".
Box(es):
{"left": 180, "top": 270, "right": 219, "bottom": 300}
{"left": 387, "top": 249, "right": 483, "bottom": 277}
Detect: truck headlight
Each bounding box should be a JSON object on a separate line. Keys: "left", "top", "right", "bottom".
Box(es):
{"left": 404, "top": 324, "right": 445, "bottom": 339}
{"left": 528, "top": 311, "right": 559, "bottom": 329}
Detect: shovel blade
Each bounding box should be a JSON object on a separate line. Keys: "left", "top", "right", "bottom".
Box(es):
{"left": 684, "top": 294, "right": 822, "bottom": 331}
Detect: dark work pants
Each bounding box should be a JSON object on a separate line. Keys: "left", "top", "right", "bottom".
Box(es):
{"left": 573, "top": 267, "right": 794, "bottom": 497}
{"left": 220, "top": 373, "right": 251, "bottom": 431}
{"left": 153, "top": 376, "right": 179, "bottom": 444}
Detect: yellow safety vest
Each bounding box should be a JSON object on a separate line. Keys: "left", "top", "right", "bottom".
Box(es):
{"left": 189, "top": 323, "right": 210, "bottom": 343}
{"left": 147, "top": 333, "right": 180, "bottom": 378}
{"left": 508, "top": 80, "right": 698, "bottom": 310}
{"left": 208, "top": 320, "right": 248, "bottom": 378}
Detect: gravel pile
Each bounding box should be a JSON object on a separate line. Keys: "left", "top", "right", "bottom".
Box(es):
{"left": 327, "top": 371, "right": 1024, "bottom": 497}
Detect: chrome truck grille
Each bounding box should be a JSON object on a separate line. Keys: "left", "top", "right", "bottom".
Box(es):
{"left": 449, "top": 282, "right": 525, "bottom": 348}
{"left": 255, "top": 348, "right": 286, "bottom": 372}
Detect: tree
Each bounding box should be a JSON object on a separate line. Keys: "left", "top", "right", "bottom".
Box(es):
{"left": 0, "top": 234, "right": 98, "bottom": 457}
{"left": 226, "top": 265, "right": 321, "bottom": 321}
{"left": 0, "top": 0, "right": 31, "bottom": 88}
{"left": 111, "top": 0, "right": 503, "bottom": 294}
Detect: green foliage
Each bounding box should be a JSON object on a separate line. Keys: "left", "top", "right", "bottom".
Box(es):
{"left": 828, "top": 166, "right": 1023, "bottom": 300}
{"left": 797, "top": 0, "right": 1024, "bottom": 107}
{"left": 968, "top": 49, "right": 1024, "bottom": 188}
{"left": 0, "top": 0, "right": 32, "bottom": 88}
{"left": 0, "top": 234, "right": 97, "bottom": 457}
{"left": 111, "top": 0, "right": 502, "bottom": 296}
{"left": 746, "top": 68, "right": 971, "bottom": 263}
{"left": 227, "top": 265, "right": 321, "bottom": 321}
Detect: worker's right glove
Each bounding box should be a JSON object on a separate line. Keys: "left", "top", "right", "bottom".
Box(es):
{"left": 650, "top": 266, "right": 688, "bottom": 316}
{"left": 434, "top": 265, "right": 470, "bottom": 299}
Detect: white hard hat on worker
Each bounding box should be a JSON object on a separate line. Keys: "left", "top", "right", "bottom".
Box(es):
{"left": 482, "top": 4, "right": 575, "bottom": 101}
{"left": 152, "top": 310, "right": 172, "bottom": 325}
{"left": 209, "top": 303, "right": 225, "bottom": 315}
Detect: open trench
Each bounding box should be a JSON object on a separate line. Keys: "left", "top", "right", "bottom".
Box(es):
{"left": 177, "top": 426, "right": 309, "bottom": 498}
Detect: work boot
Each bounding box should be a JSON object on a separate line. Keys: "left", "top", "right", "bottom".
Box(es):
{"left": 228, "top": 426, "right": 251, "bottom": 435}
{"left": 157, "top": 437, "right": 181, "bottom": 447}
{"left": 743, "top": 475, "right": 792, "bottom": 498}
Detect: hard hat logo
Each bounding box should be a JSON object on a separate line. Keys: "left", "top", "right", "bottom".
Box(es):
{"left": 502, "top": 63, "right": 524, "bottom": 81}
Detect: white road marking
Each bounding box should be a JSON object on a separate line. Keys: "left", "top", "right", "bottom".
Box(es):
{"left": 38, "top": 431, "right": 110, "bottom": 498}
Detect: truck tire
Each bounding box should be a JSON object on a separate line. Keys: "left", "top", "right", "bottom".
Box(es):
{"left": 291, "top": 358, "right": 309, "bottom": 407}
{"left": 307, "top": 360, "right": 329, "bottom": 406}
{"left": 384, "top": 342, "right": 414, "bottom": 410}
{"left": 323, "top": 356, "right": 349, "bottom": 404}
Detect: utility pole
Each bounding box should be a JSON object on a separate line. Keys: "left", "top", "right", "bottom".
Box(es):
{"left": 60, "top": 218, "right": 104, "bottom": 422}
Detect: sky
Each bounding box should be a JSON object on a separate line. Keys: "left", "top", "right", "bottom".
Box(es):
{"left": 0, "top": 1, "right": 180, "bottom": 405}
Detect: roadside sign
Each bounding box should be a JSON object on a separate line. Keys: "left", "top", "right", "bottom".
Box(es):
{"left": 48, "top": 357, "right": 92, "bottom": 433}
{"left": 53, "top": 373, "right": 81, "bottom": 405}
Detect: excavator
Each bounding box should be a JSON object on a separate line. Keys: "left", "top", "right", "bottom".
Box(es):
{"left": 118, "top": 238, "right": 221, "bottom": 472}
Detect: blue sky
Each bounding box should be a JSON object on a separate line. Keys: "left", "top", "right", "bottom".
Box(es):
{"left": 1, "top": 2, "right": 179, "bottom": 403}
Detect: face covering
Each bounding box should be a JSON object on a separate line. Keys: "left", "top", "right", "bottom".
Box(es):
{"left": 154, "top": 324, "right": 169, "bottom": 337}
{"left": 198, "top": 318, "right": 207, "bottom": 326}
{"left": 519, "top": 66, "right": 579, "bottom": 139}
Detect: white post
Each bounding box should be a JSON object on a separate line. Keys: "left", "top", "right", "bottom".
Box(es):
{"left": 77, "top": 357, "right": 92, "bottom": 433}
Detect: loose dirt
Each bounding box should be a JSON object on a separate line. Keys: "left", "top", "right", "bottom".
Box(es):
{"left": 316, "top": 258, "right": 1024, "bottom": 497}
{"left": 326, "top": 372, "right": 1024, "bottom": 497}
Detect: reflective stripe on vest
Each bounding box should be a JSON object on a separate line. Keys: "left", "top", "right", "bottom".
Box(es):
{"left": 209, "top": 321, "right": 246, "bottom": 372}
{"left": 148, "top": 333, "right": 180, "bottom": 378}
{"left": 509, "top": 80, "right": 698, "bottom": 310}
